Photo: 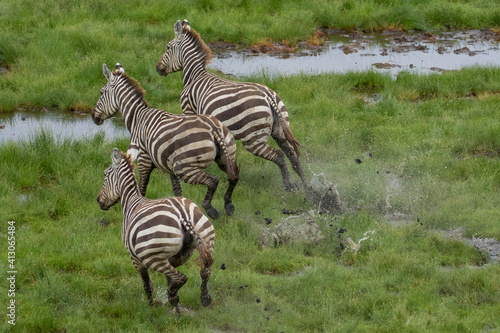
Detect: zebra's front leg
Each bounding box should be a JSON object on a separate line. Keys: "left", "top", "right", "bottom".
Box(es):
{"left": 135, "top": 264, "right": 154, "bottom": 306}
{"left": 137, "top": 152, "right": 155, "bottom": 197}
{"left": 274, "top": 136, "right": 307, "bottom": 187}
{"left": 170, "top": 174, "right": 182, "bottom": 197}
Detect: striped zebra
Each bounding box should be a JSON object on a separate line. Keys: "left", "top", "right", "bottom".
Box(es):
{"left": 97, "top": 148, "right": 215, "bottom": 314}
{"left": 92, "top": 63, "right": 239, "bottom": 220}
{"left": 156, "top": 20, "right": 306, "bottom": 191}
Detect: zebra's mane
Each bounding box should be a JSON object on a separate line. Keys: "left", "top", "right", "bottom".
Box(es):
{"left": 184, "top": 27, "right": 213, "bottom": 66}
{"left": 120, "top": 151, "right": 137, "bottom": 172}
{"left": 113, "top": 71, "right": 148, "bottom": 107}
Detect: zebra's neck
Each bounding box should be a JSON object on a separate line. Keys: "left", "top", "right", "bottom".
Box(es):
{"left": 116, "top": 78, "right": 148, "bottom": 133}
{"left": 181, "top": 37, "right": 207, "bottom": 86}
{"left": 121, "top": 101, "right": 148, "bottom": 134}
{"left": 117, "top": 162, "right": 141, "bottom": 216}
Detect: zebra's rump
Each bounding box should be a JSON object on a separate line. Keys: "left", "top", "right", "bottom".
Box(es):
{"left": 124, "top": 197, "right": 214, "bottom": 272}
{"left": 127, "top": 208, "right": 185, "bottom": 265}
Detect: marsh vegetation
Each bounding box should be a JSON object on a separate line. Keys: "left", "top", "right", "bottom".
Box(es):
{"left": 0, "top": 1, "right": 499, "bottom": 332}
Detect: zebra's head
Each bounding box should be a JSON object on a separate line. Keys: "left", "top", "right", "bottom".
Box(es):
{"left": 156, "top": 19, "right": 190, "bottom": 76}
{"left": 92, "top": 63, "right": 125, "bottom": 125}
{"left": 97, "top": 148, "right": 122, "bottom": 210}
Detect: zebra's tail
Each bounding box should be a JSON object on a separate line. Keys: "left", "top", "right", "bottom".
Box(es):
{"left": 267, "top": 94, "right": 303, "bottom": 157}
{"left": 181, "top": 219, "right": 214, "bottom": 269}
{"left": 210, "top": 122, "right": 239, "bottom": 181}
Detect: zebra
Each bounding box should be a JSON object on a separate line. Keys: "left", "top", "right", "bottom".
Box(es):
{"left": 97, "top": 148, "right": 215, "bottom": 314}
{"left": 156, "top": 20, "right": 306, "bottom": 191}
{"left": 92, "top": 63, "right": 239, "bottom": 220}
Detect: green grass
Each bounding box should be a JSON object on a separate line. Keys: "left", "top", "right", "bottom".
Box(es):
{"left": 2, "top": 0, "right": 500, "bottom": 111}
{"left": 1, "top": 1, "right": 500, "bottom": 331}
{"left": 0, "top": 67, "right": 499, "bottom": 331}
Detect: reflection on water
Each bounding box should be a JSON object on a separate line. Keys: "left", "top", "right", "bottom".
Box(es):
{"left": 208, "top": 30, "right": 500, "bottom": 78}
{"left": 0, "top": 109, "right": 128, "bottom": 143}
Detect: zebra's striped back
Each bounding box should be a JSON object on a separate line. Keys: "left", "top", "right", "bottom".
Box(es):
{"left": 92, "top": 63, "right": 239, "bottom": 220}
{"left": 97, "top": 148, "right": 215, "bottom": 312}
{"left": 157, "top": 20, "right": 306, "bottom": 191}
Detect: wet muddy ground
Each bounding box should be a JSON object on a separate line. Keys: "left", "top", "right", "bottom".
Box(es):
{"left": 208, "top": 29, "right": 500, "bottom": 78}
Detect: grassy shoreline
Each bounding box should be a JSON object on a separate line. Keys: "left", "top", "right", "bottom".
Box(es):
{"left": 2, "top": 0, "right": 500, "bottom": 111}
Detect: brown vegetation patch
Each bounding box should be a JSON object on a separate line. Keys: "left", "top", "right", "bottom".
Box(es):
{"left": 309, "top": 31, "right": 327, "bottom": 46}
{"left": 373, "top": 62, "right": 399, "bottom": 69}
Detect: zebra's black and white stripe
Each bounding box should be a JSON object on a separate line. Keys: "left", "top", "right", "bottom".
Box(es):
{"left": 156, "top": 20, "right": 306, "bottom": 191}
{"left": 92, "top": 63, "right": 239, "bottom": 220}
{"left": 97, "top": 148, "right": 215, "bottom": 313}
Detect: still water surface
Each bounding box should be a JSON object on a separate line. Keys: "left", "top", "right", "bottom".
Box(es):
{"left": 0, "top": 110, "right": 127, "bottom": 143}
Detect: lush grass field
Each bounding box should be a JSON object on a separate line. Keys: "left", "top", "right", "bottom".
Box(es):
{"left": 0, "top": 67, "right": 499, "bottom": 332}
{"left": 2, "top": 0, "right": 500, "bottom": 111}
{"left": 1, "top": 0, "right": 500, "bottom": 332}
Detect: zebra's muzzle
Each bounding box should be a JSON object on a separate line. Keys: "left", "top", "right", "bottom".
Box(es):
{"left": 91, "top": 107, "right": 104, "bottom": 125}
{"left": 92, "top": 114, "right": 104, "bottom": 125}
{"left": 156, "top": 62, "right": 168, "bottom": 76}
{"left": 97, "top": 191, "right": 111, "bottom": 210}
{"left": 98, "top": 202, "right": 110, "bottom": 211}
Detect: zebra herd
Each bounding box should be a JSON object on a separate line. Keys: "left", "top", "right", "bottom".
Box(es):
{"left": 92, "top": 20, "right": 305, "bottom": 314}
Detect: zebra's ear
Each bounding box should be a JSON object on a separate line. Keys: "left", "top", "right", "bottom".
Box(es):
{"left": 111, "top": 148, "right": 122, "bottom": 168}
{"left": 174, "top": 20, "right": 183, "bottom": 38}
{"left": 103, "top": 63, "right": 113, "bottom": 82}
{"left": 115, "top": 63, "right": 124, "bottom": 76}
{"left": 182, "top": 19, "right": 191, "bottom": 31}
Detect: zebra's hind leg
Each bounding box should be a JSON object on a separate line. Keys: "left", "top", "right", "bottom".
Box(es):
{"left": 200, "top": 174, "right": 220, "bottom": 220}
{"left": 223, "top": 178, "right": 238, "bottom": 216}
{"left": 244, "top": 141, "right": 293, "bottom": 191}
{"left": 135, "top": 264, "right": 154, "bottom": 306}
{"left": 274, "top": 136, "right": 307, "bottom": 187}
{"left": 197, "top": 234, "right": 214, "bottom": 307}
{"left": 200, "top": 266, "right": 212, "bottom": 307}
{"left": 165, "top": 267, "right": 189, "bottom": 315}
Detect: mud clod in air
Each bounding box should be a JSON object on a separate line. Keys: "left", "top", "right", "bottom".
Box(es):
{"left": 304, "top": 172, "right": 344, "bottom": 214}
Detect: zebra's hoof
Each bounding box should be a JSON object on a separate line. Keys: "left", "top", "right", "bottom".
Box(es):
{"left": 225, "top": 203, "right": 235, "bottom": 216}
{"left": 206, "top": 207, "right": 219, "bottom": 220}
{"left": 201, "top": 293, "right": 212, "bottom": 307}
{"left": 284, "top": 182, "right": 297, "bottom": 192}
